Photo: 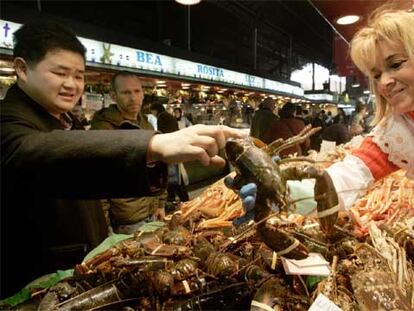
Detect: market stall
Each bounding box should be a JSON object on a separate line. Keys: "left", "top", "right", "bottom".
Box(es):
{"left": 3, "top": 129, "right": 413, "bottom": 310}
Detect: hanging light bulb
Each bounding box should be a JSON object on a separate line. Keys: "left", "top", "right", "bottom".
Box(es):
{"left": 175, "top": 0, "right": 201, "bottom": 5}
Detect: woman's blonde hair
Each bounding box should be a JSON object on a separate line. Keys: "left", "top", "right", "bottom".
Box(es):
{"left": 350, "top": 6, "right": 414, "bottom": 124}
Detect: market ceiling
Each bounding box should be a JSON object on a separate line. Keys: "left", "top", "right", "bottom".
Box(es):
{"left": 3, "top": 0, "right": 412, "bottom": 83}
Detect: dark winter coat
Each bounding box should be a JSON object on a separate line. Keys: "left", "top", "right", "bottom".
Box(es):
{"left": 91, "top": 104, "right": 153, "bottom": 130}
{"left": 250, "top": 107, "right": 279, "bottom": 144}
{"left": 156, "top": 110, "right": 179, "bottom": 134}
{"left": 90, "top": 105, "right": 165, "bottom": 227}
{"left": 0, "top": 84, "right": 167, "bottom": 298}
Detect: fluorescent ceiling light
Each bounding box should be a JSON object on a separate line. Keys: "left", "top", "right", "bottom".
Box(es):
{"left": 175, "top": 0, "right": 201, "bottom": 5}
{"left": 363, "top": 90, "right": 370, "bottom": 94}
{"left": 336, "top": 15, "right": 360, "bottom": 25}
{"left": 0, "top": 67, "right": 15, "bottom": 73}
{"left": 156, "top": 80, "right": 166, "bottom": 84}
{"left": 352, "top": 83, "right": 360, "bottom": 88}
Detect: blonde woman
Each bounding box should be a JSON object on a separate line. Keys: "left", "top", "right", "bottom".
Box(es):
{"left": 326, "top": 6, "right": 414, "bottom": 209}
{"left": 231, "top": 6, "right": 414, "bottom": 228}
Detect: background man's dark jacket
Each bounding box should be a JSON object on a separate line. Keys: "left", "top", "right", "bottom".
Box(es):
{"left": 250, "top": 107, "right": 279, "bottom": 143}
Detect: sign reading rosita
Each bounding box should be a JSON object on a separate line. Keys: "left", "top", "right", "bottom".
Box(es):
{"left": 197, "top": 65, "right": 224, "bottom": 77}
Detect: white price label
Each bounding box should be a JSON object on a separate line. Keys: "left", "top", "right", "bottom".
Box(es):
{"left": 308, "top": 293, "right": 342, "bottom": 311}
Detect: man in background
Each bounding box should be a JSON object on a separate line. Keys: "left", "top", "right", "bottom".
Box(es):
{"left": 151, "top": 103, "right": 190, "bottom": 205}
{"left": 91, "top": 71, "right": 165, "bottom": 234}
{"left": 250, "top": 97, "right": 278, "bottom": 143}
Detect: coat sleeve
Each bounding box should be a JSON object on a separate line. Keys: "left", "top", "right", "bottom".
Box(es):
{"left": 352, "top": 137, "right": 399, "bottom": 180}
{"left": 2, "top": 118, "right": 167, "bottom": 199}
{"left": 90, "top": 118, "right": 115, "bottom": 130}
{"left": 325, "top": 137, "right": 399, "bottom": 210}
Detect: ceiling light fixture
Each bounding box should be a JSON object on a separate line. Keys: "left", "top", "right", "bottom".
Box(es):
{"left": 336, "top": 15, "right": 360, "bottom": 25}
{"left": 175, "top": 0, "right": 201, "bottom": 5}
{"left": 0, "top": 67, "right": 15, "bottom": 73}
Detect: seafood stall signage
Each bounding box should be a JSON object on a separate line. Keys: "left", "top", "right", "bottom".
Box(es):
{"left": 0, "top": 20, "right": 20, "bottom": 48}
{"left": 304, "top": 93, "right": 334, "bottom": 101}
{"left": 196, "top": 64, "right": 224, "bottom": 77}
{"left": 136, "top": 50, "right": 162, "bottom": 66}
{"left": 0, "top": 19, "right": 304, "bottom": 97}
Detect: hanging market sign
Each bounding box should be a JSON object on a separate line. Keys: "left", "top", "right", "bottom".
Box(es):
{"left": 304, "top": 93, "right": 334, "bottom": 101}
{"left": 1, "top": 19, "right": 304, "bottom": 96}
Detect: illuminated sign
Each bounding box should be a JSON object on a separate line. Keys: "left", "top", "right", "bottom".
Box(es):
{"left": 1, "top": 19, "right": 303, "bottom": 96}
{"left": 304, "top": 93, "right": 334, "bottom": 101}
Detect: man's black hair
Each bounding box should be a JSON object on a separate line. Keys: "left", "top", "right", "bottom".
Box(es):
{"left": 279, "top": 102, "right": 296, "bottom": 119}
{"left": 13, "top": 20, "right": 86, "bottom": 66}
{"left": 111, "top": 71, "right": 140, "bottom": 92}
{"left": 150, "top": 103, "right": 166, "bottom": 116}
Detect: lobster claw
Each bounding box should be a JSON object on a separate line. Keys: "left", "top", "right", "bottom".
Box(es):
{"left": 303, "top": 166, "right": 339, "bottom": 234}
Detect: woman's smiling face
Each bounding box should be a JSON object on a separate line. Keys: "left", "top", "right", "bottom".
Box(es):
{"left": 372, "top": 40, "right": 414, "bottom": 114}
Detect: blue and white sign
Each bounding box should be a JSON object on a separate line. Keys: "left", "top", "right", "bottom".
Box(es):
{"left": 1, "top": 19, "right": 304, "bottom": 97}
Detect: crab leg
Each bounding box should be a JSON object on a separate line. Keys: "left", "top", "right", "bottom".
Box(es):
{"left": 270, "top": 126, "right": 321, "bottom": 156}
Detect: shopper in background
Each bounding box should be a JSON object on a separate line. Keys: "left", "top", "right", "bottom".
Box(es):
{"left": 91, "top": 72, "right": 153, "bottom": 131}
{"left": 321, "top": 123, "right": 351, "bottom": 146}
{"left": 231, "top": 6, "right": 414, "bottom": 224}
{"left": 310, "top": 110, "right": 326, "bottom": 151}
{"left": 90, "top": 71, "right": 166, "bottom": 234}
{"left": 143, "top": 101, "right": 158, "bottom": 130}
{"left": 333, "top": 107, "right": 348, "bottom": 125}
{"left": 250, "top": 97, "right": 278, "bottom": 144}
{"left": 325, "top": 111, "right": 334, "bottom": 126}
{"left": 264, "top": 102, "right": 310, "bottom": 156}
{"left": 294, "top": 105, "right": 309, "bottom": 125}
{"left": 0, "top": 20, "right": 245, "bottom": 298}
{"left": 350, "top": 103, "right": 368, "bottom": 136}
{"left": 151, "top": 103, "right": 190, "bottom": 205}
{"left": 363, "top": 106, "right": 375, "bottom": 133}
{"left": 174, "top": 107, "right": 192, "bottom": 130}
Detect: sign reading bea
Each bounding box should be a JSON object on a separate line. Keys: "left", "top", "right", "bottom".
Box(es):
{"left": 136, "top": 51, "right": 162, "bottom": 66}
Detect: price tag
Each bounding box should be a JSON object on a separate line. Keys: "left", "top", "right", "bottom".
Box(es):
{"left": 308, "top": 293, "right": 342, "bottom": 311}
{"left": 281, "top": 253, "right": 330, "bottom": 276}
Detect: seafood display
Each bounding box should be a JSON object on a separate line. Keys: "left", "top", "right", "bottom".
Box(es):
{"left": 4, "top": 131, "right": 414, "bottom": 310}
{"left": 350, "top": 170, "right": 414, "bottom": 236}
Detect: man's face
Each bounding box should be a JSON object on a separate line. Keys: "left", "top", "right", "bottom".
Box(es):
{"left": 112, "top": 75, "right": 143, "bottom": 115}
{"left": 19, "top": 49, "right": 85, "bottom": 118}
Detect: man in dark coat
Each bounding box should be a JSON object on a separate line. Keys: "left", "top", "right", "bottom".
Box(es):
{"left": 150, "top": 103, "right": 189, "bottom": 203}
{"left": 0, "top": 20, "right": 244, "bottom": 298}
{"left": 91, "top": 72, "right": 166, "bottom": 234}
{"left": 250, "top": 97, "right": 278, "bottom": 143}
{"left": 264, "top": 102, "right": 310, "bottom": 156}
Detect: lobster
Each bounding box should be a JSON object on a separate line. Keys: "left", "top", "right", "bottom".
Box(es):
{"left": 225, "top": 125, "right": 339, "bottom": 259}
